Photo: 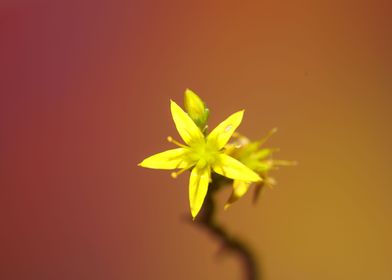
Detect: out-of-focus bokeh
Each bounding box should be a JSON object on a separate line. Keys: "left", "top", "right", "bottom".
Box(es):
{"left": 1, "top": 1, "right": 392, "bottom": 279}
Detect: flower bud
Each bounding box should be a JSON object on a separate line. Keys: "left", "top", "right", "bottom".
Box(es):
{"left": 184, "top": 88, "right": 209, "bottom": 130}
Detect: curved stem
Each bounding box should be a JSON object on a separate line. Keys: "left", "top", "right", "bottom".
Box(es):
{"left": 194, "top": 183, "right": 261, "bottom": 280}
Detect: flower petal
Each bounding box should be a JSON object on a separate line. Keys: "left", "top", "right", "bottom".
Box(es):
{"left": 170, "top": 100, "right": 204, "bottom": 145}
{"left": 138, "top": 148, "right": 191, "bottom": 170}
{"left": 224, "top": 180, "right": 251, "bottom": 209}
{"left": 213, "top": 154, "right": 262, "bottom": 182}
{"left": 253, "top": 148, "right": 274, "bottom": 160}
{"left": 189, "top": 166, "right": 210, "bottom": 219}
{"left": 207, "top": 110, "right": 244, "bottom": 149}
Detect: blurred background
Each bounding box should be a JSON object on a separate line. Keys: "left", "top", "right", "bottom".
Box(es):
{"left": 1, "top": 1, "right": 392, "bottom": 279}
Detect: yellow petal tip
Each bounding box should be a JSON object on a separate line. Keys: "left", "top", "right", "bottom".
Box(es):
{"left": 253, "top": 172, "right": 263, "bottom": 182}
{"left": 137, "top": 158, "right": 150, "bottom": 168}
{"left": 170, "top": 99, "right": 179, "bottom": 107}
{"left": 184, "top": 88, "right": 194, "bottom": 94}
{"left": 235, "top": 109, "right": 245, "bottom": 117}
{"left": 224, "top": 204, "right": 231, "bottom": 210}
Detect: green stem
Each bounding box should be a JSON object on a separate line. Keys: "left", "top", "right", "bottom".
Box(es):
{"left": 194, "top": 183, "right": 261, "bottom": 280}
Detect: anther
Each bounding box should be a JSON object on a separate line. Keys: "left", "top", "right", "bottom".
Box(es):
{"left": 170, "top": 166, "right": 191, "bottom": 179}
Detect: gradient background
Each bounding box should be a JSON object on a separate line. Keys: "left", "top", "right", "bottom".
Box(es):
{"left": 1, "top": 1, "right": 392, "bottom": 279}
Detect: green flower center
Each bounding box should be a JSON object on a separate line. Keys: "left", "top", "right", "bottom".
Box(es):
{"left": 189, "top": 140, "right": 219, "bottom": 167}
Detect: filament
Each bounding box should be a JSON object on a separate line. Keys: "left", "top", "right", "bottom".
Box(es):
{"left": 171, "top": 166, "right": 192, "bottom": 178}
{"left": 167, "top": 136, "right": 187, "bottom": 148}
{"left": 259, "top": 127, "right": 278, "bottom": 145}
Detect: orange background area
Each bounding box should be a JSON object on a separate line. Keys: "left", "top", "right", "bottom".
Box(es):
{"left": 1, "top": 1, "right": 392, "bottom": 279}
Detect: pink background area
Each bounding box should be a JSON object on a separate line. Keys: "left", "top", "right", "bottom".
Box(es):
{"left": 1, "top": 1, "right": 392, "bottom": 279}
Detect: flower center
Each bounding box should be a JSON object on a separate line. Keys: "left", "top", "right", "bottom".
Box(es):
{"left": 189, "top": 140, "right": 219, "bottom": 167}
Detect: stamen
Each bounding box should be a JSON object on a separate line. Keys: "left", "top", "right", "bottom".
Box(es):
{"left": 232, "top": 132, "right": 241, "bottom": 138}
{"left": 167, "top": 136, "right": 187, "bottom": 148}
{"left": 269, "top": 148, "right": 281, "bottom": 153}
{"left": 259, "top": 127, "right": 278, "bottom": 145}
{"left": 202, "top": 125, "right": 209, "bottom": 134}
{"left": 273, "top": 160, "right": 298, "bottom": 167}
{"left": 171, "top": 166, "right": 192, "bottom": 178}
{"left": 230, "top": 132, "right": 250, "bottom": 146}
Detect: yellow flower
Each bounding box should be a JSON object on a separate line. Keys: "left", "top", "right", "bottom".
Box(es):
{"left": 224, "top": 129, "right": 296, "bottom": 209}
{"left": 139, "top": 99, "right": 261, "bottom": 219}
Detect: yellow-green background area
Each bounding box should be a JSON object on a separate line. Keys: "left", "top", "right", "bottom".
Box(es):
{"left": 1, "top": 1, "right": 391, "bottom": 279}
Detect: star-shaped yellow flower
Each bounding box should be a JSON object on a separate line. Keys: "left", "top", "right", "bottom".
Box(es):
{"left": 224, "top": 129, "right": 296, "bottom": 209}
{"left": 139, "top": 100, "right": 262, "bottom": 218}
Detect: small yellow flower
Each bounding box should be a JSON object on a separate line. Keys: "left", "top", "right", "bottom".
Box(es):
{"left": 224, "top": 129, "right": 296, "bottom": 209}
{"left": 139, "top": 99, "right": 261, "bottom": 219}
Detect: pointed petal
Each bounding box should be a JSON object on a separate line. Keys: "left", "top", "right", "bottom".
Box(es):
{"left": 189, "top": 167, "right": 210, "bottom": 219}
{"left": 253, "top": 161, "right": 273, "bottom": 172}
{"left": 138, "top": 148, "right": 191, "bottom": 170}
{"left": 225, "top": 180, "right": 251, "bottom": 209}
{"left": 207, "top": 110, "right": 244, "bottom": 149}
{"left": 213, "top": 154, "right": 262, "bottom": 182}
{"left": 170, "top": 100, "right": 204, "bottom": 145}
{"left": 253, "top": 148, "right": 274, "bottom": 160}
